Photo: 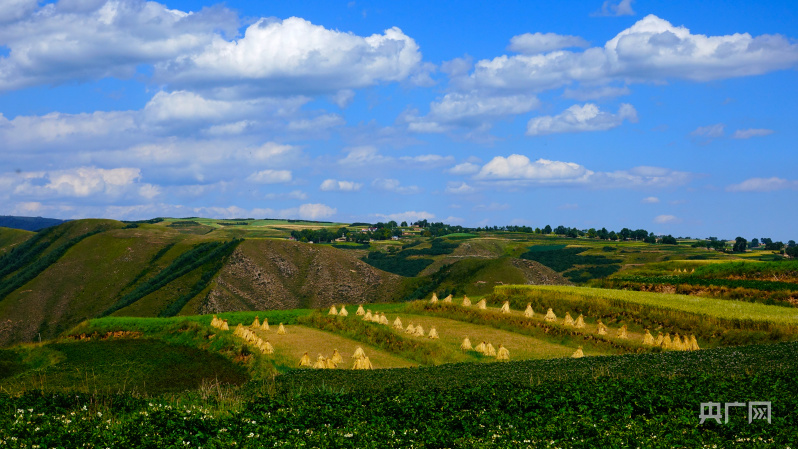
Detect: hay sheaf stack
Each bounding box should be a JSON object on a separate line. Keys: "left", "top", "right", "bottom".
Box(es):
{"left": 462, "top": 296, "right": 471, "bottom": 307}
{"left": 574, "top": 314, "right": 586, "bottom": 329}
{"left": 351, "top": 346, "right": 373, "bottom": 370}
{"left": 260, "top": 318, "right": 269, "bottom": 331}
{"left": 413, "top": 324, "right": 425, "bottom": 337}
{"left": 544, "top": 308, "right": 557, "bottom": 322}
{"left": 405, "top": 323, "right": 416, "bottom": 334}
{"left": 496, "top": 344, "right": 509, "bottom": 361}
{"left": 460, "top": 337, "right": 472, "bottom": 351}
{"left": 484, "top": 343, "right": 496, "bottom": 356}
{"left": 563, "top": 312, "right": 574, "bottom": 327}
{"left": 299, "top": 352, "right": 312, "bottom": 367}
{"left": 363, "top": 310, "right": 373, "bottom": 321}
{"left": 524, "top": 303, "right": 534, "bottom": 318}
{"left": 356, "top": 305, "right": 365, "bottom": 316}
{"left": 393, "top": 317, "right": 403, "bottom": 330}
{"left": 476, "top": 298, "right": 487, "bottom": 310}
{"left": 443, "top": 294, "right": 453, "bottom": 303}
{"left": 428, "top": 327, "right": 439, "bottom": 339}
{"left": 642, "top": 329, "right": 655, "bottom": 346}
{"left": 277, "top": 323, "right": 286, "bottom": 335}
{"left": 616, "top": 324, "right": 628, "bottom": 339}
{"left": 339, "top": 306, "right": 349, "bottom": 317}
{"left": 500, "top": 301, "right": 510, "bottom": 314}
{"left": 329, "top": 305, "right": 338, "bottom": 315}
{"left": 571, "top": 346, "right": 584, "bottom": 358}
{"left": 596, "top": 320, "right": 608, "bottom": 335}
{"left": 430, "top": 293, "right": 438, "bottom": 304}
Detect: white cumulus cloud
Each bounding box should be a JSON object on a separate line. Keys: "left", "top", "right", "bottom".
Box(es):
{"left": 527, "top": 103, "right": 637, "bottom": 136}
{"left": 508, "top": 32, "right": 589, "bottom": 54}
{"left": 246, "top": 169, "right": 292, "bottom": 184}
{"left": 653, "top": 214, "right": 681, "bottom": 224}
{"left": 726, "top": 177, "right": 798, "bottom": 192}
{"left": 320, "top": 179, "right": 362, "bottom": 192}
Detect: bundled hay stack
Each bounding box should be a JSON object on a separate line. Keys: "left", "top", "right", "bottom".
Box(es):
{"left": 352, "top": 346, "right": 365, "bottom": 359}
{"left": 430, "top": 293, "right": 438, "bottom": 304}
{"left": 443, "top": 294, "right": 453, "bottom": 303}
{"left": 616, "top": 324, "right": 628, "bottom": 339}
{"left": 476, "top": 298, "right": 487, "bottom": 310}
{"left": 339, "top": 306, "right": 349, "bottom": 317}
{"left": 328, "top": 305, "right": 338, "bottom": 316}
{"left": 380, "top": 313, "right": 389, "bottom": 325}
{"left": 277, "top": 323, "right": 286, "bottom": 335}
{"left": 299, "top": 352, "right": 312, "bottom": 367}
{"left": 671, "top": 332, "right": 684, "bottom": 351}
{"left": 689, "top": 334, "right": 700, "bottom": 351}
{"left": 574, "top": 314, "right": 586, "bottom": 329}
{"left": 571, "top": 346, "right": 584, "bottom": 358}
{"left": 325, "top": 358, "right": 338, "bottom": 369}
{"left": 211, "top": 315, "right": 220, "bottom": 328}
{"left": 500, "top": 301, "right": 510, "bottom": 314}
{"left": 485, "top": 343, "right": 496, "bottom": 356}
{"left": 461, "top": 337, "right": 472, "bottom": 351}
{"left": 251, "top": 316, "right": 261, "bottom": 328}
{"left": 662, "top": 333, "right": 672, "bottom": 350}
{"left": 642, "top": 329, "right": 655, "bottom": 346}
{"left": 563, "top": 312, "right": 574, "bottom": 326}
{"left": 363, "top": 310, "right": 373, "bottom": 321}
{"left": 260, "top": 318, "right": 269, "bottom": 331}
{"left": 220, "top": 320, "right": 229, "bottom": 331}
{"left": 524, "top": 303, "right": 534, "bottom": 318}
{"left": 355, "top": 356, "right": 373, "bottom": 370}
{"left": 428, "top": 327, "right": 439, "bottom": 339}
{"left": 393, "top": 316, "right": 403, "bottom": 330}
{"left": 496, "top": 344, "right": 509, "bottom": 361}
{"left": 462, "top": 296, "right": 471, "bottom": 307}
{"left": 313, "top": 354, "right": 327, "bottom": 369}
{"left": 263, "top": 340, "right": 274, "bottom": 354}
{"left": 544, "top": 308, "right": 557, "bottom": 322}
{"left": 405, "top": 323, "right": 416, "bottom": 334}
{"left": 234, "top": 323, "right": 245, "bottom": 337}
{"left": 356, "top": 305, "right": 365, "bottom": 316}
{"left": 475, "top": 341, "right": 487, "bottom": 354}
{"left": 414, "top": 324, "right": 425, "bottom": 337}
{"left": 331, "top": 349, "right": 343, "bottom": 364}
{"left": 596, "top": 320, "right": 608, "bottom": 335}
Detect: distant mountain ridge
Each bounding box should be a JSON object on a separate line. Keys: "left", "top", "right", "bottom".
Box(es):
{"left": 0, "top": 216, "right": 68, "bottom": 231}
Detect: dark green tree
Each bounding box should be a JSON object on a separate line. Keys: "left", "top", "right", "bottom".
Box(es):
{"left": 732, "top": 237, "right": 747, "bottom": 252}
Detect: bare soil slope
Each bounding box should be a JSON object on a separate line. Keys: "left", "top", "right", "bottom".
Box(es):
{"left": 199, "top": 239, "right": 405, "bottom": 314}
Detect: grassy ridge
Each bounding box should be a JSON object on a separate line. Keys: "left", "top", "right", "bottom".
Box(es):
{"left": 0, "top": 229, "right": 105, "bottom": 301}
{"left": 493, "top": 285, "right": 798, "bottom": 347}
{"left": 102, "top": 239, "right": 241, "bottom": 317}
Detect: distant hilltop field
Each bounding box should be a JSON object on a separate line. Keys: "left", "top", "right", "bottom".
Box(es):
{"left": 0, "top": 217, "right": 795, "bottom": 347}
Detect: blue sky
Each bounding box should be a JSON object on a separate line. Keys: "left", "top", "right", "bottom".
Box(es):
{"left": 1, "top": 0, "right": 797, "bottom": 240}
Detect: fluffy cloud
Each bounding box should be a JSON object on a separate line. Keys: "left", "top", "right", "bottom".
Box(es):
{"left": 642, "top": 196, "right": 660, "bottom": 204}
{"left": 507, "top": 32, "right": 589, "bottom": 54}
{"left": 453, "top": 15, "right": 798, "bottom": 95}
{"left": 371, "top": 178, "right": 422, "bottom": 194}
{"left": 406, "top": 91, "right": 539, "bottom": 132}
{"left": 447, "top": 162, "right": 481, "bottom": 175}
{"left": 337, "top": 146, "right": 393, "bottom": 167}
{"left": 445, "top": 182, "right": 475, "bottom": 194}
{"left": 526, "top": 103, "right": 637, "bottom": 135}
{"left": 732, "top": 128, "right": 774, "bottom": 139}
{"left": 157, "top": 17, "right": 422, "bottom": 96}
{"left": 653, "top": 214, "right": 681, "bottom": 224}
{"left": 246, "top": 169, "right": 292, "bottom": 184}
{"left": 593, "top": 0, "right": 636, "bottom": 17}
{"left": 320, "top": 179, "right": 362, "bottom": 192}
{"left": 473, "top": 155, "right": 692, "bottom": 188}
{"left": 476, "top": 155, "right": 588, "bottom": 181}
{"left": 726, "top": 177, "right": 798, "bottom": 192}
{"left": 293, "top": 203, "right": 337, "bottom": 220}
{"left": 2, "top": 167, "right": 147, "bottom": 199}
{"left": 264, "top": 190, "right": 308, "bottom": 200}
{"left": 0, "top": 0, "right": 238, "bottom": 91}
